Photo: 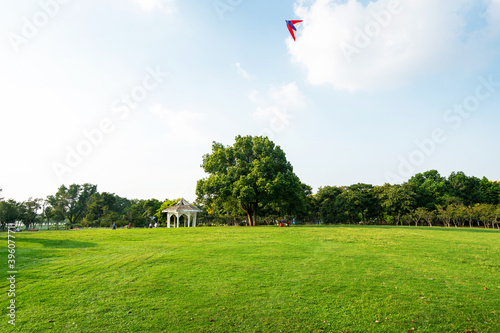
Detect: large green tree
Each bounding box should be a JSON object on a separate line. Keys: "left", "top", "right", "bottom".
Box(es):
{"left": 196, "top": 136, "right": 307, "bottom": 226}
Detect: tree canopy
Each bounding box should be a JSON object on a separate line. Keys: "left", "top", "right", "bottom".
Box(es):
{"left": 196, "top": 135, "right": 307, "bottom": 226}
{"left": 1, "top": 164, "right": 499, "bottom": 229}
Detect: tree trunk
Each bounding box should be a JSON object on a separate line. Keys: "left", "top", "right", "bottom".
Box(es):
{"left": 253, "top": 202, "right": 257, "bottom": 227}
{"left": 246, "top": 211, "right": 253, "bottom": 226}
{"left": 241, "top": 203, "right": 254, "bottom": 226}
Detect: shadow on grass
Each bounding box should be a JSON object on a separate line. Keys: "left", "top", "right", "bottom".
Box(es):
{"left": 17, "top": 237, "right": 98, "bottom": 249}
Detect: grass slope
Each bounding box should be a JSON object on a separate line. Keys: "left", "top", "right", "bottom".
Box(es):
{"left": 1, "top": 226, "right": 499, "bottom": 332}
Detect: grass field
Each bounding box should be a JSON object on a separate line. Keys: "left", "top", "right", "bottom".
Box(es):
{"left": 1, "top": 226, "right": 499, "bottom": 332}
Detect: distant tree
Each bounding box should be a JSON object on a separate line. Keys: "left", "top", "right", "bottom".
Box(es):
{"left": 436, "top": 205, "right": 453, "bottom": 227}
{"left": 493, "top": 205, "right": 500, "bottom": 229}
{"left": 451, "top": 204, "right": 468, "bottom": 228}
{"left": 444, "top": 204, "right": 462, "bottom": 228}
{"left": 408, "top": 170, "right": 447, "bottom": 210}
{"left": 316, "top": 186, "right": 344, "bottom": 224}
{"left": 84, "top": 192, "right": 118, "bottom": 227}
{"left": 196, "top": 136, "right": 306, "bottom": 226}
{"left": 46, "top": 184, "right": 98, "bottom": 229}
{"left": 155, "top": 199, "right": 180, "bottom": 224}
{"left": 334, "top": 191, "right": 357, "bottom": 224}
{"left": 479, "top": 177, "right": 500, "bottom": 205}
{"left": 0, "top": 199, "right": 19, "bottom": 230}
{"left": 65, "top": 184, "right": 97, "bottom": 227}
{"left": 142, "top": 199, "right": 162, "bottom": 221}
{"left": 343, "top": 183, "right": 379, "bottom": 224}
{"left": 122, "top": 199, "right": 162, "bottom": 227}
{"left": 378, "top": 183, "right": 416, "bottom": 226}
{"left": 124, "top": 201, "right": 147, "bottom": 227}
{"left": 463, "top": 205, "right": 478, "bottom": 228}
{"left": 41, "top": 199, "right": 54, "bottom": 229}
{"left": 421, "top": 208, "right": 435, "bottom": 227}
{"left": 301, "top": 184, "right": 318, "bottom": 222}
{"left": 102, "top": 194, "right": 132, "bottom": 218}
{"left": 447, "top": 172, "right": 481, "bottom": 206}
{"left": 271, "top": 182, "right": 311, "bottom": 219}
{"left": 19, "top": 198, "right": 42, "bottom": 230}
{"left": 476, "top": 204, "right": 495, "bottom": 228}
{"left": 48, "top": 186, "right": 69, "bottom": 229}
{"left": 413, "top": 207, "right": 427, "bottom": 227}
{"left": 401, "top": 213, "right": 413, "bottom": 226}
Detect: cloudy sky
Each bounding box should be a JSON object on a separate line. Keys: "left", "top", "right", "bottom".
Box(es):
{"left": 1, "top": 0, "right": 500, "bottom": 202}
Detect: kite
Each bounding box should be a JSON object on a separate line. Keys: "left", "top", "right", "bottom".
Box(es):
{"left": 286, "top": 20, "right": 303, "bottom": 41}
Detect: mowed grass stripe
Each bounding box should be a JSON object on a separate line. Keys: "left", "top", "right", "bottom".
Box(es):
{"left": 0, "top": 226, "right": 498, "bottom": 332}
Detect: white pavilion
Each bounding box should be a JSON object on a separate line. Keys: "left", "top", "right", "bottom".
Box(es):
{"left": 162, "top": 198, "right": 202, "bottom": 228}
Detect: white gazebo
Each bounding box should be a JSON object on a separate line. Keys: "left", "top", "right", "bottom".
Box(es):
{"left": 163, "top": 198, "right": 202, "bottom": 228}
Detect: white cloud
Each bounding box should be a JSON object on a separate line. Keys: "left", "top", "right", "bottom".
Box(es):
{"left": 248, "top": 90, "right": 260, "bottom": 103}
{"left": 134, "top": 0, "right": 177, "bottom": 14}
{"left": 268, "top": 82, "right": 307, "bottom": 110}
{"left": 150, "top": 104, "right": 210, "bottom": 145}
{"left": 250, "top": 82, "right": 306, "bottom": 129}
{"left": 233, "top": 62, "right": 252, "bottom": 79}
{"left": 486, "top": 0, "right": 500, "bottom": 35}
{"left": 288, "top": 0, "right": 500, "bottom": 91}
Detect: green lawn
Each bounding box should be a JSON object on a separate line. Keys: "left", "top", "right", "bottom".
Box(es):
{"left": 1, "top": 226, "right": 499, "bottom": 332}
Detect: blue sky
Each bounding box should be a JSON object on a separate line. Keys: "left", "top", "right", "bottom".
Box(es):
{"left": 1, "top": 0, "right": 500, "bottom": 202}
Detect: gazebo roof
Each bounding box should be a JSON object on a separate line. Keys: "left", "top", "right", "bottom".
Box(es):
{"left": 162, "top": 198, "right": 202, "bottom": 213}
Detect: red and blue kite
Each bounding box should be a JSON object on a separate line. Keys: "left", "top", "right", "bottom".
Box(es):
{"left": 286, "top": 20, "right": 303, "bottom": 41}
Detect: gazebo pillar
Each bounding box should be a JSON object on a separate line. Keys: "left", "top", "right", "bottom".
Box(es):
{"left": 193, "top": 214, "right": 197, "bottom": 227}
{"left": 188, "top": 214, "right": 191, "bottom": 227}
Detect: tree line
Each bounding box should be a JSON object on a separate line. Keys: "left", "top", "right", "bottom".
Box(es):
{"left": 0, "top": 185, "right": 180, "bottom": 230}
{"left": 1, "top": 136, "right": 499, "bottom": 230}
{"left": 195, "top": 136, "right": 499, "bottom": 229}
{"left": 312, "top": 170, "right": 500, "bottom": 228}
{"left": 196, "top": 170, "right": 500, "bottom": 229}
{"left": 1, "top": 169, "right": 499, "bottom": 230}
